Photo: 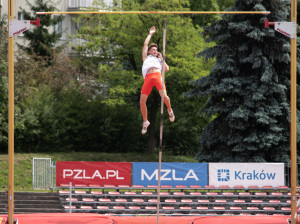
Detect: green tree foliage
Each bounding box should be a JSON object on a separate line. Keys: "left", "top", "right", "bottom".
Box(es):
{"left": 73, "top": 0, "right": 213, "bottom": 154}
{"left": 0, "top": 15, "right": 8, "bottom": 150}
{"left": 18, "top": 0, "right": 63, "bottom": 60}
{"left": 189, "top": 0, "right": 236, "bottom": 26}
{"left": 0, "top": 16, "right": 32, "bottom": 152}
{"left": 9, "top": 48, "right": 144, "bottom": 153}
{"left": 14, "top": 87, "right": 145, "bottom": 153}
{"left": 189, "top": 0, "right": 220, "bottom": 26}
{"left": 298, "top": 0, "right": 300, "bottom": 20}
{"left": 14, "top": 51, "right": 81, "bottom": 100}
{"left": 188, "top": 0, "right": 300, "bottom": 162}
{"left": 218, "top": 0, "right": 237, "bottom": 11}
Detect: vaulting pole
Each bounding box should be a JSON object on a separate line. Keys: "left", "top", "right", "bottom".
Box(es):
{"left": 290, "top": 0, "right": 297, "bottom": 223}
{"left": 156, "top": 18, "right": 166, "bottom": 224}
{"left": 36, "top": 11, "right": 270, "bottom": 15}
{"left": 8, "top": 0, "right": 15, "bottom": 223}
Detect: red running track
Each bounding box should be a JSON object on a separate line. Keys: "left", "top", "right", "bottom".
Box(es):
{"left": 0, "top": 213, "right": 291, "bottom": 224}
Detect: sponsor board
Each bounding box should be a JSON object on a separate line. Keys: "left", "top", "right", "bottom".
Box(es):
{"left": 209, "top": 163, "right": 284, "bottom": 187}
{"left": 132, "top": 162, "right": 208, "bottom": 187}
{"left": 56, "top": 161, "right": 131, "bottom": 186}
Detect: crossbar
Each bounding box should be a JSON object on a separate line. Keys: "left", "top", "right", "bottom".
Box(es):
{"left": 36, "top": 11, "right": 270, "bottom": 15}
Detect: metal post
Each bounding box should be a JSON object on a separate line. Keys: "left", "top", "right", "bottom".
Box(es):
{"left": 290, "top": 0, "right": 298, "bottom": 223}
{"left": 51, "top": 161, "right": 55, "bottom": 190}
{"left": 8, "top": 0, "right": 15, "bottom": 223}
{"left": 32, "top": 159, "right": 35, "bottom": 189}
{"left": 156, "top": 18, "right": 166, "bottom": 224}
{"left": 69, "top": 182, "right": 72, "bottom": 213}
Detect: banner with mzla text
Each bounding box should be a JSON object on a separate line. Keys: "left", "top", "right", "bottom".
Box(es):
{"left": 132, "top": 162, "right": 208, "bottom": 187}
{"left": 209, "top": 163, "right": 284, "bottom": 187}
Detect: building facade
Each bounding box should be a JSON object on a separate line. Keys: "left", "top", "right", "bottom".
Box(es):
{"left": 1, "top": 0, "right": 115, "bottom": 54}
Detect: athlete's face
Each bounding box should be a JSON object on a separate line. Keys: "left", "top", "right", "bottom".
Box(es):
{"left": 148, "top": 47, "right": 158, "bottom": 57}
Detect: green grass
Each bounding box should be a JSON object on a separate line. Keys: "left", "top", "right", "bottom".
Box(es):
{"left": 0, "top": 152, "right": 197, "bottom": 192}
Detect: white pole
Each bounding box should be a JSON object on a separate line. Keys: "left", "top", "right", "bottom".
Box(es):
{"left": 156, "top": 18, "right": 166, "bottom": 224}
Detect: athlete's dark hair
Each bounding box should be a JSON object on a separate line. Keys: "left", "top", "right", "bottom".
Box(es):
{"left": 148, "top": 43, "right": 158, "bottom": 52}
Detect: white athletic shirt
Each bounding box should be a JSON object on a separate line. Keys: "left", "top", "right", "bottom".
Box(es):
{"left": 142, "top": 55, "right": 162, "bottom": 79}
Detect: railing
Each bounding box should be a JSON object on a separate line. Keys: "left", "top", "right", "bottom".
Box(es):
{"left": 32, "top": 158, "right": 56, "bottom": 190}
{"left": 59, "top": 183, "right": 294, "bottom": 215}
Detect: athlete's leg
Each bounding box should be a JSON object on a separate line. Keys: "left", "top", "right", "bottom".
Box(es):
{"left": 154, "top": 73, "right": 172, "bottom": 112}
{"left": 159, "top": 89, "right": 172, "bottom": 113}
{"left": 155, "top": 72, "right": 175, "bottom": 122}
{"left": 141, "top": 74, "right": 154, "bottom": 122}
{"left": 140, "top": 94, "right": 151, "bottom": 134}
{"left": 140, "top": 75, "right": 154, "bottom": 134}
{"left": 140, "top": 94, "right": 149, "bottom": 122}
{"left": 159, "top": 89, "right": 175, "bottom": 122}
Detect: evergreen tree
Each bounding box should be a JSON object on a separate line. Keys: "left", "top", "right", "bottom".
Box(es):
{"left": 18, "top": 0, "right": 63, "bottom": 60}
{"left": 187, "top": 0, "right": 300, "bottom": 162}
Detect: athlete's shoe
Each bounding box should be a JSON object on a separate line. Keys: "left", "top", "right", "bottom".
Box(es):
{"left": 168, "top": 109, "right": 175, "bottom": 122}
{"left": 141, "top": 120, "right": 150, "bottom": 135}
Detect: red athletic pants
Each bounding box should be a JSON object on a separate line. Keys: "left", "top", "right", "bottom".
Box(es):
{"left": 141, "top": 72, "right": 166, "bottom": 96}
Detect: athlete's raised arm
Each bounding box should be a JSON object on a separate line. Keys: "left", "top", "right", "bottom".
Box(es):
{"left": 142, "top": 26, "right": 155, "bottom": 61}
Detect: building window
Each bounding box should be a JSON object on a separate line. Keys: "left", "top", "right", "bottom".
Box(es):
{"left": 71, "top": 18, "right": 82, "bottom": 35}
{"left": 18, "top": 12, "right": 24, "bottom": 20}
{"left": 54, "top": 16, "right": 62, "bottom": 38}
{"left": 17, "top": 12, "right": 25, "bottom": 36}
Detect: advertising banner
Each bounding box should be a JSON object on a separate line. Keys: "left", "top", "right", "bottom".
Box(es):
{"left": 132, "top": 162, "right": 208, "bottom": 187}
{"left": 56, "top": 161, "right": 131, "bottom": 186}
{"left": 209, "top": 163, "right": 284, "bottom": 187}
